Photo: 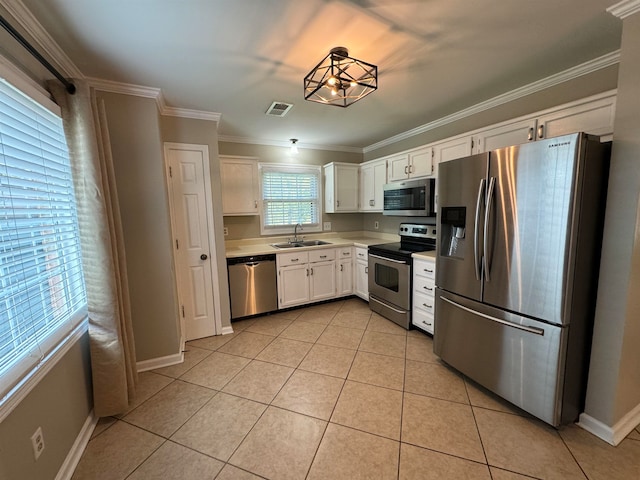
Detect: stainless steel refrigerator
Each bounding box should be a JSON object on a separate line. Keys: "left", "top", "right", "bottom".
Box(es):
{"left": 434, "top": 133, "right": 610, "bottom": 426}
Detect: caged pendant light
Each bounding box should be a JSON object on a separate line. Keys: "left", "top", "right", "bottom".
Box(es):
{"left": 304, "top": 47, "right": 377, "bottom": 107}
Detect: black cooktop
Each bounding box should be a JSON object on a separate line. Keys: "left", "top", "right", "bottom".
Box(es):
{"left": 368, "top": 223, "right": 437, "bottom": 261}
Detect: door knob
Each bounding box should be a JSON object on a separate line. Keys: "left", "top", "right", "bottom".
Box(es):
{"left": 200, "top": 254, "right": 208, "bottom": 260}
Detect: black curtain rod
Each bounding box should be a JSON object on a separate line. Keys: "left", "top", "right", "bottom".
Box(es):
{"left": 0, "top": 14, "right": 75, "bottom": 94}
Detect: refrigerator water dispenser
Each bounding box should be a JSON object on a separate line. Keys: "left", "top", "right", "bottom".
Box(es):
{"left": 441, "top": 206, "right": 466, "bottom": 259}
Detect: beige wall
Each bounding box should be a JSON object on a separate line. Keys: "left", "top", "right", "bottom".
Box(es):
{"left": 585, "top": 12, "right": 640, "bottom": 428}
{"left": 160, "top": 116, "right": 232, "bottom": 329}
{"left": 97, "top": 92, "right": 181, "bottom": 362}
{"left": 219, "top": 142, "right": 365, "bottom": 240}
{"left": 0, "top": 335, "right": 92, "bottom": 480}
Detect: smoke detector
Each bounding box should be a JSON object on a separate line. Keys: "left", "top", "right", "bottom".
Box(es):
{"left": 266, "top": 101, "right": 293, "bottom": 117}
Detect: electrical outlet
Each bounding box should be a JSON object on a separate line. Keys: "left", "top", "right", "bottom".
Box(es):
{"left": 323, "top": 222, "right": 331, "bottom": 231}
{"left": 374, "top": 221, "right": 379, "bottom": 230}
{"left": 223, "top": 227, "right": 229, "bottom": 236}
{"left": 31, "top": 427, "right": 44, "bottom": 460}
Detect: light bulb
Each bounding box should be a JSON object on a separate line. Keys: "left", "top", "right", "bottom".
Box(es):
{"left": 350, "top": 81, "right": 357, "bottom": 87}
{"left": 331, "top": 88, "right": 338, "bottom": 96}
{"left": 290, "top": 139, "right": 299, "bottom": 154}
{"left": 327, "top": 76, "right": 337, "bottom": 86}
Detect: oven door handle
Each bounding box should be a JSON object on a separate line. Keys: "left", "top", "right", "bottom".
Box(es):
{"left": 369, "top": 253, "right": 410, "bottom": 265}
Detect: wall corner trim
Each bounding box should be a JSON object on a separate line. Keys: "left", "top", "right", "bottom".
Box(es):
{"left": 136, "top": 351, "right": 184, "bottom": 373}
{"left": 607, "top": 0, "right": 640, "bottom": 19}
{"left": 54, "top": 411, "right": 98, "bottom": 480}
{"left": 578, "top": 401, "right": 640, "bottom": 446}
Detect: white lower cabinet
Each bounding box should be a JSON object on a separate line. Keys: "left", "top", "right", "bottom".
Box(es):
{"left": 277, "top": 249, "right": 336, "bottom": 308}
{"left": 354, "top": 247, "right": 369, "bottom": 301}
{"left": 336, "top": 248, "right": 353, "bottom": 297}
{"left": 412, "top": 256, "right": 436, "bottom": 334}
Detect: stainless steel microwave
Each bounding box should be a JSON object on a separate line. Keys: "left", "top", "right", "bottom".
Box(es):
{"left": 383, "top": 178, "right": 436, "bottom": 216}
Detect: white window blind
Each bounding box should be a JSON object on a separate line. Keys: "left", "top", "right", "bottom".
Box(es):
{"left": 260, "top": 164, "right": 321, "bottom": 234}
{"left": 0, "top": 78, "right": 86, "bottom": 401}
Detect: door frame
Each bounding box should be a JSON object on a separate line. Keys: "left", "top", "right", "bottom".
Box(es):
{"left": 163, "top": 142, "right": 222, "bottom": 350}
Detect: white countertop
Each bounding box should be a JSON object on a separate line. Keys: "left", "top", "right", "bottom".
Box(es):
{"left": 412, "top": 250, "right": 437, "bottom": 260}
{"left": 225, "top": 231, "right": 398, "bottom": 258}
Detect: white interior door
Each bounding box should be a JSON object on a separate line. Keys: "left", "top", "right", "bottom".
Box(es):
{"left": 164, "top": 143, "right": 221, "bottom": 343}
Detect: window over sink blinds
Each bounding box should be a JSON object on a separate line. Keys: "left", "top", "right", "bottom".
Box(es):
{"left": 0, "top": 78, "right": 86, "bottom": 401}
{"left": 260, "top": 164, "right": 321, "bottom": 232}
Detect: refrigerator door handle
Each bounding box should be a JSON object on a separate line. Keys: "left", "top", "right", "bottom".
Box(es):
{"left": 440, "top": 297, "right": 545, "bottom": 336}
{"left": 483, "top": 176, "right": 496, "bottom": 282}
{"left": 474, "top": 178, "right": 486, "bottom": 281}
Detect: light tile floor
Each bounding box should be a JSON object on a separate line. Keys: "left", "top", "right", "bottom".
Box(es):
{"left": 73, "top": 298, "right": 640, "bottom": 480}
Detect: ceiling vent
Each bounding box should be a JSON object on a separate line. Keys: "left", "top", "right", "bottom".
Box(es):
{"left": 266, "top": 101, "right": 293, "bottom": 117}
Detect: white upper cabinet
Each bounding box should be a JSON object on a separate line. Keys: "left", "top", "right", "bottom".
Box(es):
{"left": 220, "top": 156, "right": 259, "bottom": 215}
{"left": 535, "top": 93, "right": 616, "bottom": 141}
{"left": 359, "top": 158, "right": 386, "bottom": 212}
{"left": 324, "top": 162, "right": 359, "bottom": 213}
{"left": 475, "top": 91, "right": 616, "bottom": 153}
{"left": 432, "top": 135, "right": 475, "bottom": 178}
{"left": 387, "top": 145, "right": 434, "bottom": 182}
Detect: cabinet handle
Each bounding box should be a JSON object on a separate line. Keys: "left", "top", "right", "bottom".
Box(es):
{"left": 424, "top": 268, "right": 433, "bottom": 273}
{"left": 310, "top": 267, "right": 314, "bottom": 275}
{"left": 254, "top": 200, "right": 258, "bottom": 208}
{"left": 337, "top": 200, "right": 340, "bottom": 207}
{"left": 306, "top": 268, "right": 309, "bottom": 276}
{"left": 365, "top": 267, "right": 369, "bottom": 273}
{"left": 291, "top": 258, "right": 299, "bottom": 262}
{"left": 538, "top": 124, "right": 544, "bottom": 139}
{"left": 404, "top": 165, "right": 408, "bottom": 174}
{"left": 340, "top": 265, "right": 343, "bottom": 272}
{"left": 528, "top": 127, "right": 534, "bottom": 141}
{"left": 320, "top": 255, "right": 327, "bottom": 259}
{"left": 369, "top": 199, "right": 375, "bottom": 206}
{"left": 423, "top": 303, "right": 433, "bottom": 309}
{"left": 423, "top": 286, "right": 433, "bottom": 291}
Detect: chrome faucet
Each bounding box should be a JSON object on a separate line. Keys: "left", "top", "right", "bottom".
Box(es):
{"left": 292, "top": 223, "right": 303, "bottom": 243}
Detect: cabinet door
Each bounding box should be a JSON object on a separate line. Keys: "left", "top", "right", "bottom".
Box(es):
{"left": 278, "top": 264, "right": 309, "bottom": 308}
{"left": 408, "top": 146, "right": 433, "bottom": 178}
{"left": 536, "top": 95, "right": 616, "bottom": 140}
{"left": 355, "top": 260, "right": 369, "bottom": 301}
{"left": 335, "top": 164, "right": 359, "bottom": 211}
{"left": 387, "top": 153, "right": 410, "bottom": 182}
{"left": 220, "top": 158, "right": 259, "bottom": 215}
{"left": 337, "top": 258, "right": 353, "bottom": 296}
{"left": 310, "top": 260, "right": 336, "bottom": 301}
{"left": 476, "top": 118, "right": 538, "bottom": 153}
{"left": 359, "top": 160, "right": 386, "bottom": 212}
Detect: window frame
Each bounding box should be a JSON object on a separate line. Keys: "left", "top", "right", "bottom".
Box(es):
{"left": 258, "top": 163, "right": 323, "bottom": 236}
{"left": 0, "top": 60, "right": 88, "bottom": 418}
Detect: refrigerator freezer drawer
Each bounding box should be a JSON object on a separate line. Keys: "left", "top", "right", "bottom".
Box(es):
{"left": 434, "top": 289, "right": 568, "bottom": 426}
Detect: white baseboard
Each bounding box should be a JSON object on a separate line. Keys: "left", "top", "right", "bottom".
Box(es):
{"left": 578, "top": 401, "right": 640, "bottom": 446}
{"left": 55, "top": 411, "right": 98, "bottom": 480}
{"left": 136, "top": 352, "right": 184, "bottom": 372}
{"left": 221, "top": 325, "right": 234, "bottom": 335}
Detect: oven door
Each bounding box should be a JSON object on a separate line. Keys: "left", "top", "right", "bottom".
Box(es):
{"left": 368, "top": 253, "right": 411, "bottom": 309}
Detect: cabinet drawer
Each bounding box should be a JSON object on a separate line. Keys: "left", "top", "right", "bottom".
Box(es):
{"left": 355, "top": 247, "right": 368, "bottom": 261}
{"left": 414, "top": 258, "right": 435, "bottom": 279}
{"left": 414, "top": 276, "right": 435, "bottom": 296}
{"left": 277, "top": 251, "right": 309, "bottom": 266}
{"left": 412, "top": 308, "right": 434, "bottom": 334}
{"left": 309, "top": 248, "right": 335, "bottom": 263}
{"left": 414, "top": 291, "right": 435, "bottom": 315}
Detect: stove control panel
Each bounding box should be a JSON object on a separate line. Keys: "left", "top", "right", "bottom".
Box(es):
{"left": 398, "top": 223, "right": 437, "bottom": 240}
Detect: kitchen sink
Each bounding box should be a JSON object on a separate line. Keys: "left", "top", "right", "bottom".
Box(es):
{"left": 271, "top": 240, "right": 332, "bottom": 249}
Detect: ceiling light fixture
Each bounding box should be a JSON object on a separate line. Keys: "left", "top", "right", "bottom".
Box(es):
{"left": 290, "top": 138, "right": 299, "bottom": 154}
{"left": 304, "top": 47, "right": 377, "bottom": 108}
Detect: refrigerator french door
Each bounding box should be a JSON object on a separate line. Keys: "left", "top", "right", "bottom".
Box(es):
{"left": 434, "top": 133, "right": 610, "bottom": 426}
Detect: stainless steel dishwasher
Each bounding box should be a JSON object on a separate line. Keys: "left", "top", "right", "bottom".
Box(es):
{"left": 227, "top": 254, "right": 278, "bottom": 319}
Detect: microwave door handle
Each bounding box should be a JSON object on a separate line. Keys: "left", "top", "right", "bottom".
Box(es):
{"left": 483, "top": 176, "right": 496, "bottom": 283}
{"left": 474, "top": 178, "right": 486, "bottom": 281}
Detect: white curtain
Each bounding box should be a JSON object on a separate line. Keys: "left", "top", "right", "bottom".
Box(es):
{"left": 49, "top": 80, "right": 137, "bottom": 416}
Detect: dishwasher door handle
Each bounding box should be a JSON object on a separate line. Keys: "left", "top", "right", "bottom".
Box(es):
{"left": 245, "top": 262, "right": 259, "bottom": 267}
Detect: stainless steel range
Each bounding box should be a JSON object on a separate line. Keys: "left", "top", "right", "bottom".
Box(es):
{"left": 368, "top": 223, "right": 437, "bottom": 329}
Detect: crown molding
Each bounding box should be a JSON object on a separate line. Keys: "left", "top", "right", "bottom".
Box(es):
{"left": 364, "top": 50, "right": 620, "bottom": 153}
{"left": 162, "top": 106, "right": 221, "bottom": 122}
{"left": 87, "top": 76, "right": 162, "bottom": 99}
{"left": 1, "top": 0, "right": 84, "bottom": 79}
{"left": 607, "top": 0, "right": 640, "bottom": 18}
{"left": 218, "top": 135, "right": 363, "bottom": 154}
